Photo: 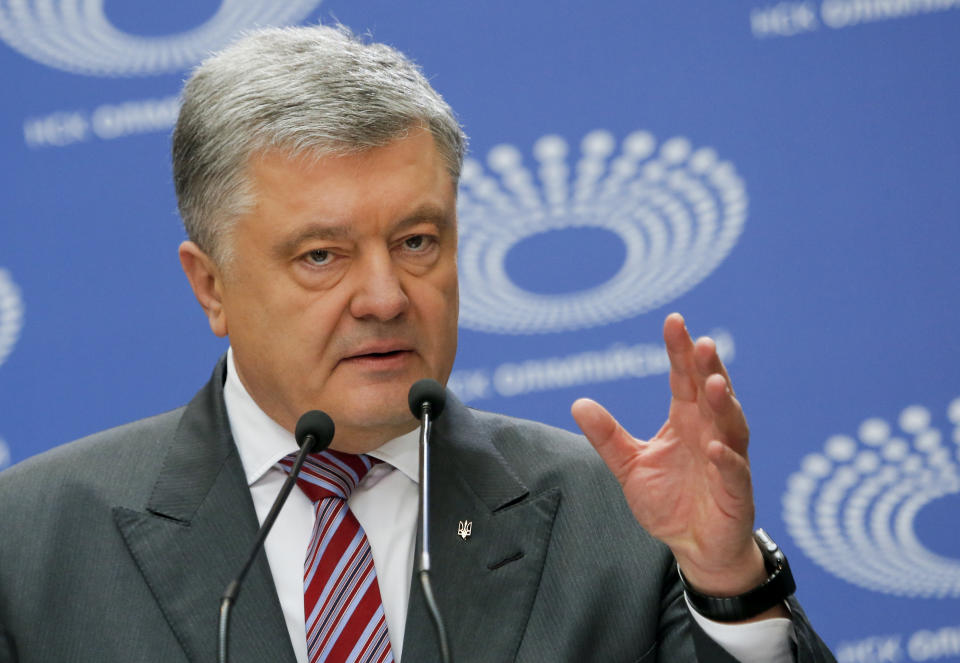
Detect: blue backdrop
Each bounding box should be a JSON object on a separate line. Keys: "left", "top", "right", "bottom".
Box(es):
{"left": 2, "top": 2, "right": 958, "bottom": 661}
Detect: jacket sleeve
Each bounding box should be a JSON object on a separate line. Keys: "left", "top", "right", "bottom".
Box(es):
{"left": 658, "top": 563, "right": 836, "bottom": 663}
{"left": 686, "top": 596, "right": 837, "bottom": 662}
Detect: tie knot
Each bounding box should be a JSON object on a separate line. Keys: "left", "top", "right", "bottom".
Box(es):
{"left": 278, "top": 450, "right": 377, "bottom": 502}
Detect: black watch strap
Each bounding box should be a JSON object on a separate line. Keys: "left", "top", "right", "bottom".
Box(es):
{"left": 678, "top": 528, "right": 797, "bottom": 622}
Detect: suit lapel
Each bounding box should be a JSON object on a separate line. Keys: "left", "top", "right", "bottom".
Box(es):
{"left": 110, "top": 367, "right": 559, "bottom": 662}
{"left": 402, "top": 396, "right": 561, "bottom": 663}
{"left": 113, "top": 359, "right": 296, "bottom": 663}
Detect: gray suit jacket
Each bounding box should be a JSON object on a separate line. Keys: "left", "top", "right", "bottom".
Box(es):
{"left": 0, "top": 359, "right": 835, "bottom": 662}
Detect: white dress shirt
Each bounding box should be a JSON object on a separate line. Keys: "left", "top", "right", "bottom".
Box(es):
{"left": 222, "top": 348, "right": 793, "bottom": 663}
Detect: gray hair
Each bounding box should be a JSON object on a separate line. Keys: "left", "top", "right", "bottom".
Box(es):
{"left": 172, "top": 24, "right": 466, "bottom": 264}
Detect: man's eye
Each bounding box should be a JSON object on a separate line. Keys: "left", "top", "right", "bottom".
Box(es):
{"left": 305, "top": 249, "right": 331, "bottom": 265}
{"left": 404, "top": 235, "right": 429, "bottom": 251}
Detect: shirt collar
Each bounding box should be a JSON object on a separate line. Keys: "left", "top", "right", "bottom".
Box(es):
{"left": 223, "top": 347, "right": 421, "bottom": 487}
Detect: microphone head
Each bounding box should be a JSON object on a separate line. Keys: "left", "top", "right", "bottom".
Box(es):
{"left": 295, "top": 410, "right": 335, "bottom": 451}
{"left": 408, "top": 378, "right": 447, "bottom": 420}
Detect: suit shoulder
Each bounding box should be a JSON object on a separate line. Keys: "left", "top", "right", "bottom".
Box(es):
{"left": 465, "top": 407, "right": 612, "bottom": 485}
{"left": 467, "top": 406, "right": 596, "bottom": 454}
{"left": 0, "top": 407, "right": 185, "bottom": 502}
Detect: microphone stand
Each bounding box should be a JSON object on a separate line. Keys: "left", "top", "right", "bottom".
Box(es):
{"left": 217, "top": 410, "right": 333, "bottom": 663}
{"left": 416, "top": 398, "right": 452, "bottom": 663}
{"left": 218, "top": 436, "right": 317, "bottom": 663}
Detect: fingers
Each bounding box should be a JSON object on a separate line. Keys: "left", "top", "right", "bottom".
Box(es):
{"left": 664, "top": 313, "right": 732, "bottom": 400}
{"left": 571, "top": 398, "right": 640, "bottom": 482}
{"left": 664, "top": 313, "right": 698, "bottom": 402}
{"left": 666, "top": 313, "right": 749, "bottom": 448}
{"left": 704, "top": 373, "right": 750, "bottom": 450}
{"left": 693, "top": 336, "right": 734, "bottom": 397}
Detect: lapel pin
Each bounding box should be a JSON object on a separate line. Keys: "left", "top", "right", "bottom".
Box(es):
{"left": 457, "top": 520, "right": 473, "bottom": 540}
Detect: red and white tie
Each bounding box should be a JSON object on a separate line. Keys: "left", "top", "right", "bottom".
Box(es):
{"left": 278, "top": 451, "right": 394, "bottom": 663}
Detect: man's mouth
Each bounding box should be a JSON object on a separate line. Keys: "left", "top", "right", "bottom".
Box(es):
{"left": 341, "top": 344, "right": 415, "bottom": 368}
{"left": 350, "top": 350, "right": 408, "bottom": 360}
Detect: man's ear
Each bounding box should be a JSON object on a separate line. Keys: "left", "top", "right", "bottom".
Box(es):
{"left": 178, "top": 241, "right": 229, "bottom": 338}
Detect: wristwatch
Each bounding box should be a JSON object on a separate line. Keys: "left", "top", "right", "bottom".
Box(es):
{"left": 678, "top": 528, "right": 797, "bottom": 622}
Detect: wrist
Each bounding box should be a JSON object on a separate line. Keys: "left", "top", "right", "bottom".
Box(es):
{"left": 675, "top": 537, "right": 767, "bottom": 597}
{"left": 678, "top": 528, "right": 797, "bottom": 623}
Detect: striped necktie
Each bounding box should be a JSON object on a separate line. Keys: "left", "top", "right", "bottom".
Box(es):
{"left": 278, "top": 451, "right": 394, "bottom": 663}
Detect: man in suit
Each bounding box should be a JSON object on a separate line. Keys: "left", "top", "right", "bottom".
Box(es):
{"left": 0, "top": 25, "right": 834, "bottom": 662}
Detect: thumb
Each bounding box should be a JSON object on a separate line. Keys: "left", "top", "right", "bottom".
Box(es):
{"left": 571, "top": 398, "right": 641, "bottom": 481}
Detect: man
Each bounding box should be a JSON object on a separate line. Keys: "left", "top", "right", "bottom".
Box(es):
{"left": 0, "top": 25, "right": 835, "bottom": 663}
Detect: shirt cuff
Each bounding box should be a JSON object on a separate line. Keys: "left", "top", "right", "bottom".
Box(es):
{"left": 685, "top": 594, "right": 796, "bottom": 663}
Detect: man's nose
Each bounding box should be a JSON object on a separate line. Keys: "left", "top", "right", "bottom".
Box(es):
{"left": 348, "top": 250, "right": 410, "bottom": 321}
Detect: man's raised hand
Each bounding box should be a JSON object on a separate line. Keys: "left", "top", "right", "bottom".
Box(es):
{"left": 572, "top": 312, "right": 777, "bottom": 603}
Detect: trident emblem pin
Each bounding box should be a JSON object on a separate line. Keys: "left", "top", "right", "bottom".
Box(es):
{"left": 458, "top": 520, "right": 473, "bottom": 540}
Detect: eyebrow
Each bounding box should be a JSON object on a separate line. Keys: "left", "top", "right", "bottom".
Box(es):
{"left": 396, "top": 204, "right": 454, "bottom": 234}
{"left": 273, "top": 204, "right": 454, "bottom": 258}
{"left": 274, "top": 224, "right": 350, "bottom": 258}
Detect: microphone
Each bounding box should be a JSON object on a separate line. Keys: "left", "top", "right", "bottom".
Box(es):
{"left": 408, "top": 377, "right": 447, "bottom": 420}
{"left": 408, "top": 378, "right": 451, "bottom": 663}
{"left": 217, "top": 410, "right": 335, "bottom": 663}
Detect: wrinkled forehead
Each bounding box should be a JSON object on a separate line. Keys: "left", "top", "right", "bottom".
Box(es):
{"left": 233, "top": 131, "right": 459, "bottom": 242}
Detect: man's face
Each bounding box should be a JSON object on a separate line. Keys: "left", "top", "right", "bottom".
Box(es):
{"left": 208, "top": 129, "right": 459, "bottom": 452}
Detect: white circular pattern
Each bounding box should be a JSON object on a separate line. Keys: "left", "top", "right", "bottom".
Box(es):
{"left": 858, "top": 417, "right": 890, "bottom": 445}
{"left": 0, "top": 0, "right": 324, "bottom": 77}
{"left": 0, "top": 437, "right": 9, "bottom": 470}
{"left": 949, "top": 397, "right": 960, "bottom": 425}
{"left": 825, "top": 435, "right": 857, "bottom": 461}
{"left": 900, "top": 405, "right": 931, "bottom": 433}
{"left": 783, "top": 397, "right": 960, "bottom": 598}
{"left": 0, "top": 269, "right": 24, "bottom": 369}
{"left": 456, "top": 129, "right": 748, "bottom": 334}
